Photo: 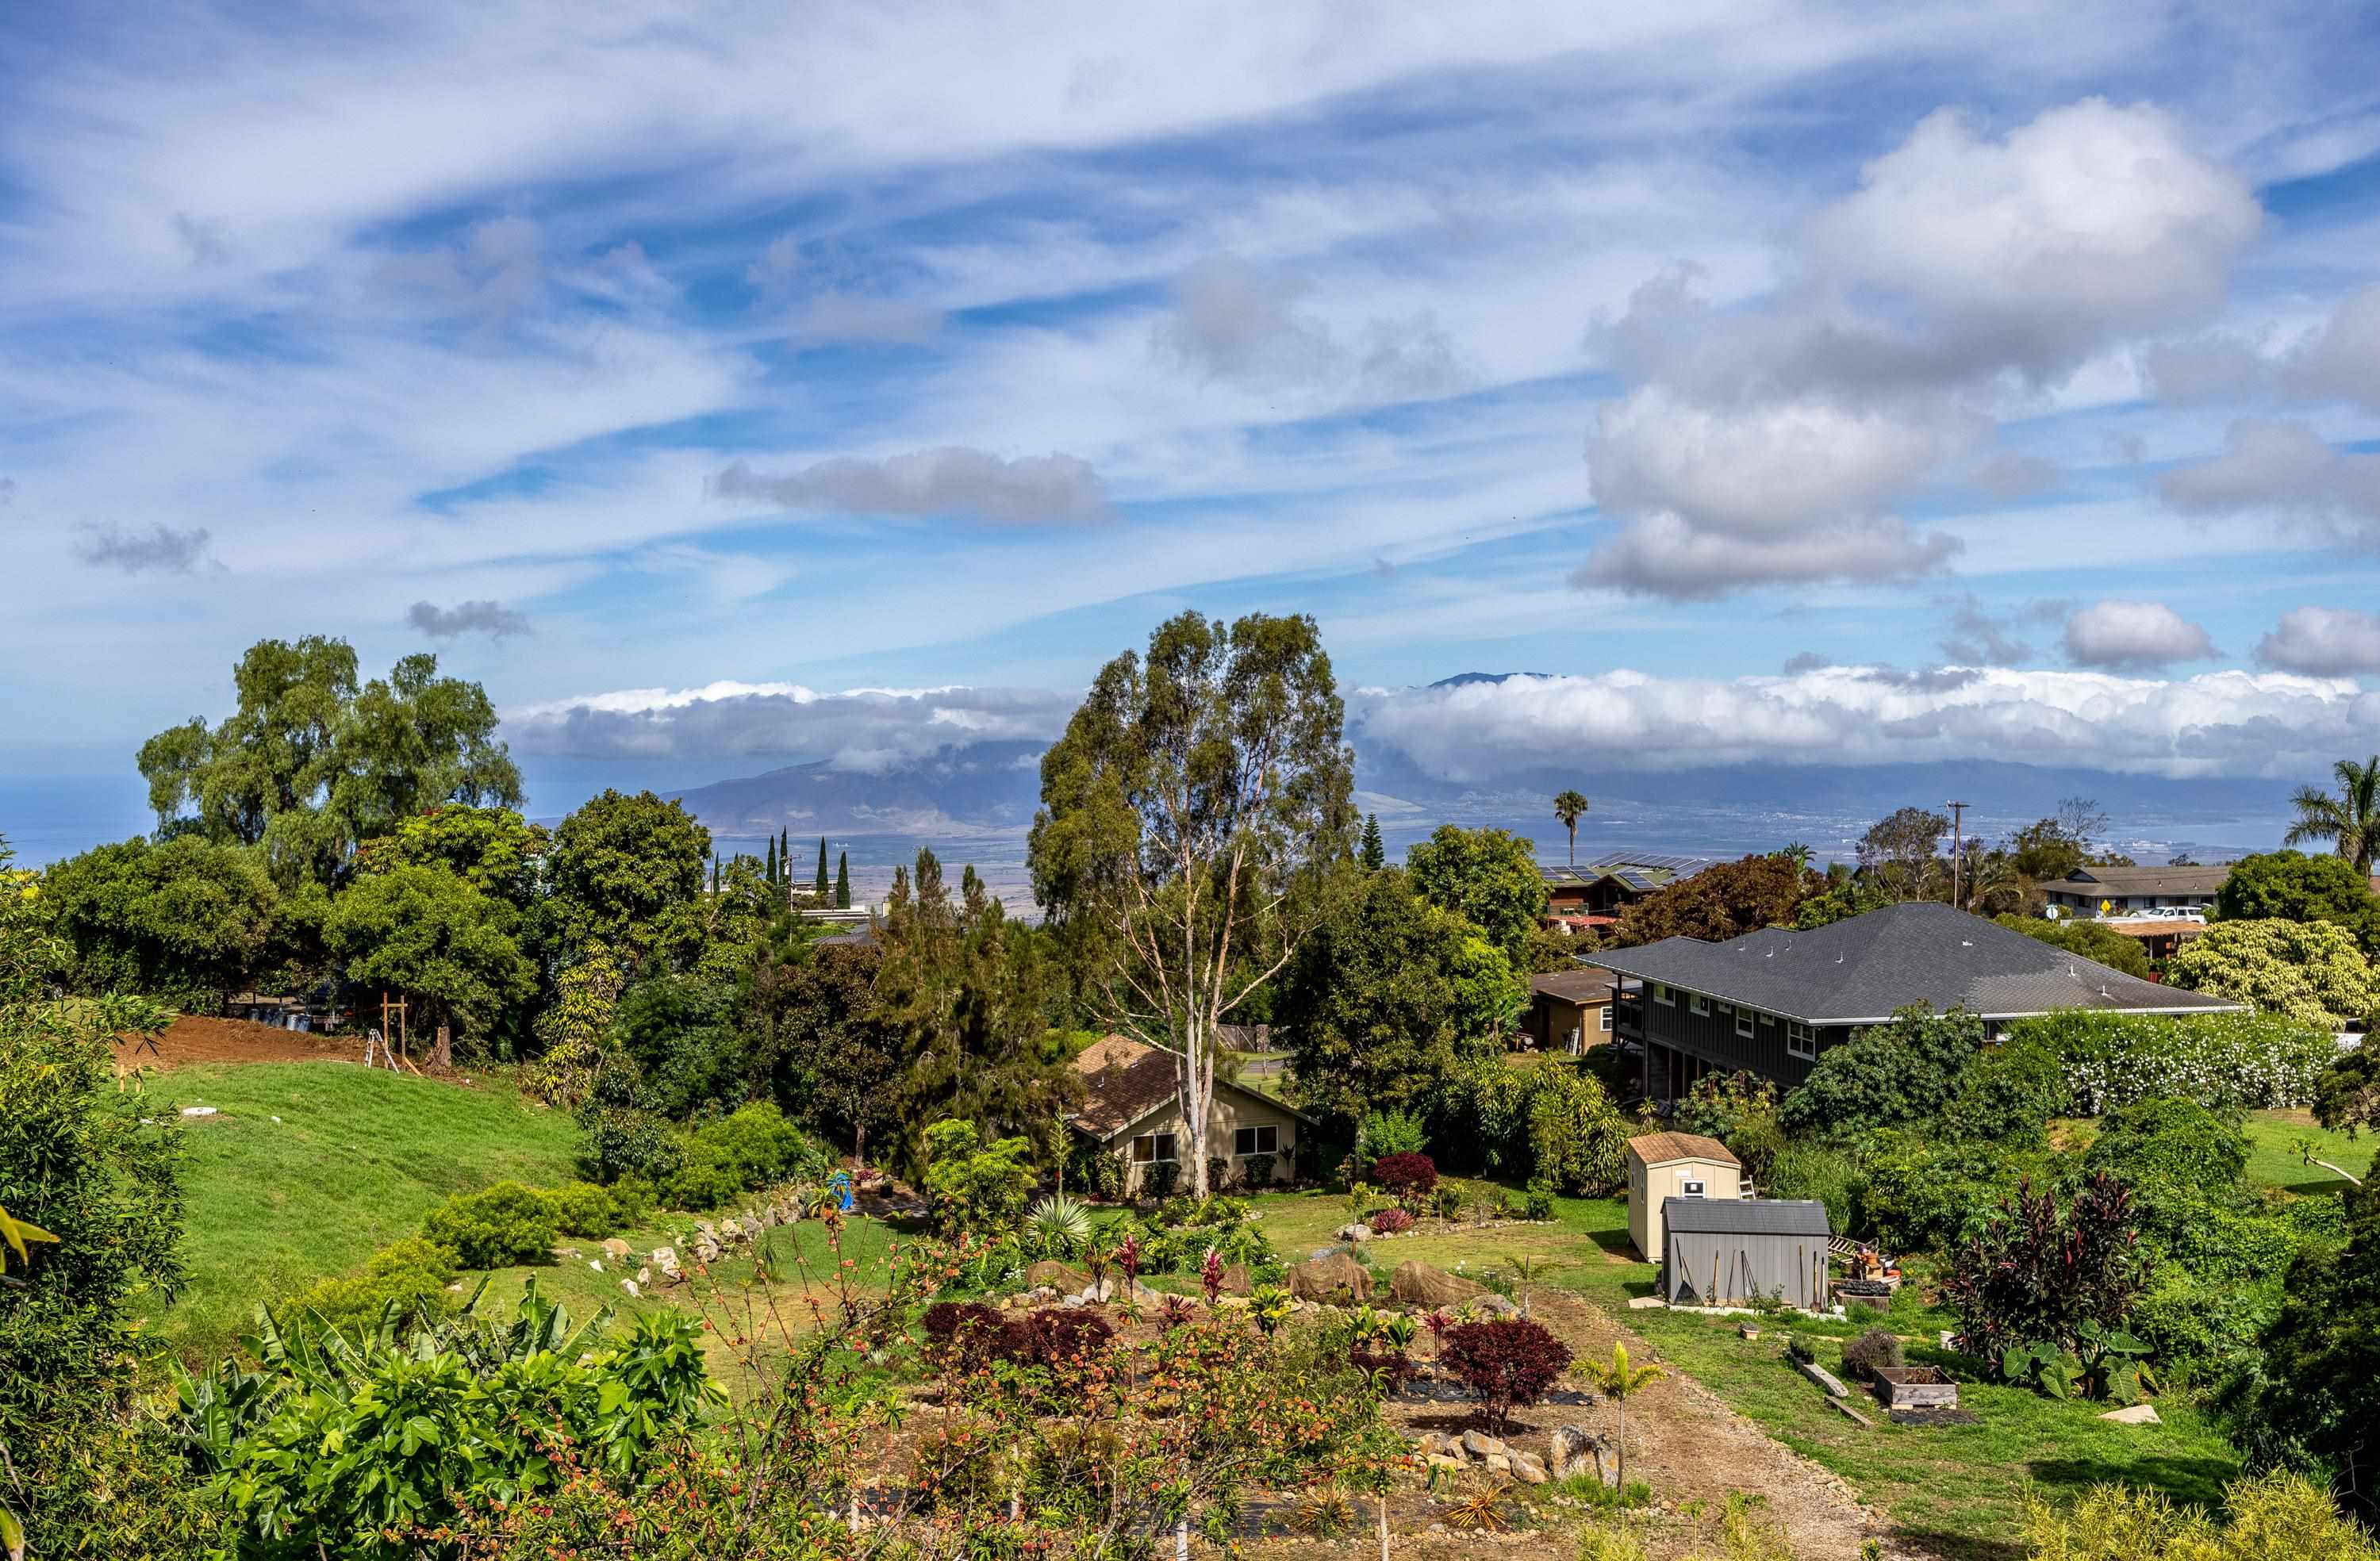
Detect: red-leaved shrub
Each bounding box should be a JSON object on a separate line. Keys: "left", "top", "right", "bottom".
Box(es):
{"left": 1438, "top": 1318, "right": 1572, "bottom": 1432}
{"left": 1000, "top": 1307, "right": 1117, "bottom": 1370}
{"left": 1371, "top": 1152, "right": 1438, "bottom": 1202}
{"left": 920, "top": 1301, "right": 1004, "bottom": 1367}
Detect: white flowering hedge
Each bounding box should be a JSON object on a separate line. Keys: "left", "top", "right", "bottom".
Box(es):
{"left": 2007, "top": 1010, "right": 2337, "bottom": 1114}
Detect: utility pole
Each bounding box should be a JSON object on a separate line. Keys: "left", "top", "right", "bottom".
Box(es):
{"left": 1946, "top": 800, "right": 1969, "bottom": 909}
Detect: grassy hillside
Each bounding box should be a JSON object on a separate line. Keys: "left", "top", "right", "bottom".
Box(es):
{"left": 140, "top": 1062, "right": 579, "bottom": 1359}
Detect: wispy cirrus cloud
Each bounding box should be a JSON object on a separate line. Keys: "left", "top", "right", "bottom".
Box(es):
{"left": 712, "top": 449, "right": 1111, "bottom": 525}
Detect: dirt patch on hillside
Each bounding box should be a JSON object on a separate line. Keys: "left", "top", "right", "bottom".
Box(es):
{"left": 117, "top": 1014, "right": 364, "bottom": 1072}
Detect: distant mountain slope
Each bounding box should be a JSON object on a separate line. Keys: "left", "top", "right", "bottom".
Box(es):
{"left": 666, "top": 739, "right": 1046, "bottom": 837}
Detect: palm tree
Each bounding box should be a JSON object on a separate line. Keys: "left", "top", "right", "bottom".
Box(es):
{"left": 1553, "top": 790, "right": 1591, "bottom": 867}
{"left": 1579, "top": 1340, "right": 1665, "bottom": 1491}
{"left": 2284, "top": 756, "right": 2380, "bottom": 876}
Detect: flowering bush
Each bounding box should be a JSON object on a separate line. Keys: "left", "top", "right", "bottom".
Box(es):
{"left": 1438, "top": 1318, "right": 1573, "bottom": 1432}
{"left": 2010, "top": 1010, "right": 2337, "bottom": 1113}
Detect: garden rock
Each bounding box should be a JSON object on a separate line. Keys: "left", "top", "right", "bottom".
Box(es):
{"left": 1288, "top": 1251, "right": 1373, "bottom": 1303}
{"left": 601, "top": 1238, "right": 631, "bottom": 1259}
{"left": 1219, "top": 1263, "right": 1253, "bottom": 1295}
{"left": 1462, "top": 1430, "right": 1507, "bottom": 1459}
{"left": 1335, "top": 1223, "right": 1374, "bottom": 1243}
{"left": 1473, "top": 1292, "right": 1521, "bottom": 1317}
{"left": 1548, "top": 1425, "right": 1608, "bottom": 1482}
{"left": 1484, "top": 1452, "right": 1512, "bottom": 1475}
{"left": 1388, "top": 1260, "right": 1488, "bottom": 1308}
{"left": 1508, "top": 1452, "right": 1549, "bottom": 1484}
{"left": 2099, "top": 1404, "right": 2161, "bottom": 1425}
{"left": 1026, "top": 1260, "right": 1091, "bottom": 1294}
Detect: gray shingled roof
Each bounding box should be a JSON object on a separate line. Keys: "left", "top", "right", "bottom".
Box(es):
{"left": 1591, "top": 901, "right": 2244, "bottom": 1024}
{"left": 2056, "top": 865, "right": 2232, "bottom": 897}
{"left": 1661, "top": 1197, "right": 1832, "bottom": 1237}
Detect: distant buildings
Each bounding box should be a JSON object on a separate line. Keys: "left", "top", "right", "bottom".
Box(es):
{"left": 1525, "top": 967, "right": 1618, "bottom": 1053}
{"left": 1541, "top": 851, "right": 1717, "bottom": 933}
{"left": 2042, "top": 865, "right": 2231, "bottom": 919}
{"left": 1593, "top": 901, "right": 2243, "bottom": 1102}
{"left": 1065, "top": 1035, "right": 1309, "bottom": 1195}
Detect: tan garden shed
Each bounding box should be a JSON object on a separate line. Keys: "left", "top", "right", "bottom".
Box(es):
{"left": 1626, "top": 1131, "right": 1741, "bottom": 1262}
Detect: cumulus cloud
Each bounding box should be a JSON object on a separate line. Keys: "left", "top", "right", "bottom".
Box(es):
{"left": 2255, "top": 606, "right": 2380, "bottom": 676}
{"left": 2159, "top": 420, "right": 2380, "bottom": 541}
{"left": 1577, "top": 99, "right": 2259, "bottom": 598}
{"left": 407, "top": 599, "right": 530, "bottom": 639}
{"left": 2290, "top": 283, "right": 2380, "bottom": 410}
{"left": 1575, "top": 512, "right": 1958, "bottom": 599}
{"left": 73, "top": 521, "right": 211, "bottom": 573}
{"left": 713, "top": 447, "right": 1111, "bottom": 524}
{"left": 505, "top": 681, "right": 1075, "bottom": 768}
{"left": 2140, "top": 332, "right": 2274, "bottom": 402}
{"left": 2062, "top": 600, "right": 2215, "bottom": 669}
{"left": 1353, "top": 666, "right": 2375, "bottom": 784}
{"left": 1807, "top": 99, "right": 2260, "bottom": 376}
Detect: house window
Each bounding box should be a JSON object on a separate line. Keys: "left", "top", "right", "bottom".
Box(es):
{"left": 1735, "top": 1008, "right": 1756, "bottom": 1038}
{"left": 1232, "top": 1124, "right": 1278, "bottom": 1156}
{"left": 1131, "top": 1131, "right": 1180, "bottom": 1164}
{"left": 1681, "top": 1179, "right": 1706, "bottom": 1198}
{"left": 1760, "top": 1012, "right": 1777, "bottom": 1028}
{"left": 1786, "top": 1022, "right": 1816, "bottom": 1060}
{"left": 1688, "top": 993, "right": 1710, "bottom": 1017}
{"left": 1653, "top": 983, "right": 1675, "bottom": 1007}
{"left": 1599, "top": 1006, "right": 1614, "bottom": 1033}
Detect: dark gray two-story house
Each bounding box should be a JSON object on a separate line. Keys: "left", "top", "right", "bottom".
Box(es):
{"left": 1595, "top": 901, "right": 2244, "bottom": 1102}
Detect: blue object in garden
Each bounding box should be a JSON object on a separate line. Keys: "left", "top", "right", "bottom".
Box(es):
{"left": 827, "top": 1171, "right": 855, "bottom": 1213}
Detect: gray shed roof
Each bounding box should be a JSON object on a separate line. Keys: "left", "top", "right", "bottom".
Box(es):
{"left": 2056, "top": 865, "right": 2232, "bottom": 897}
{"left": 1661, "top": 1197, "right": 1832, "bottom": 1238}
{"left": 1591, "top": 901, "right": 2243, "bottom": 1025}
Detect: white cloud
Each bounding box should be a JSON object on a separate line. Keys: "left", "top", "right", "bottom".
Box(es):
{"left": 505, "top": 681, "right": 1075, "bottom": 767}
{"left": 2062, "top": 599, "right": 2214, "bottom": 669}
{"left": 1576, "top": 512, "right": 1959, "bottom": 599}
{"left": 712, "top": 447, "right": 1111, "bottom": 524}
{"left": 1808, "top": 99, "right": 2260, "bottom": 376}
{"left": 1353, "top": 665, "right": 2377, "bottom": 782}
{"left": 2159, "top": 420, "right": 2380, "bottom": 541}
{"left": 2289, "top": 283, "right": 2380, "bottom": 411}
{"left": 2255, "top": 606, "right": 2380, "bottom": 676}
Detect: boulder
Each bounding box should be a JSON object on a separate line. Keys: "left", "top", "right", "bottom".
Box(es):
{"left": 2100, "top": 1404, "right": 2161, "bottom": 1425}
{"left": 601, "top": 1237, "right": 631, "bottom": 1260}
{"left": 1548, "top": 1425, "right": 1610, "bottom": 1482}
{"left": 1508, "top": 1451, "right": 1549, "bottom": 1484}
{"left": 1219, "top": 1263, "right": 1253, "bottom": 1296}
{"left": 1473, "top": 1291, "right": 1521, "bottom": 1317}
{"left": 1389, "top": 1260, "right": 1488, "bottom": 1308}
{"left": 1484, "top": 1453, "right": 1512, "bottom": 1475}
{"left": 1026, "top": 1260, "right": 1092, "bottom": 1294}
{"left": 1462, "top": 1429, "right": 1507, "bottom": 1459}
{"left": 1335, "top": 1223, "right": 1375, "bottom": 1243}
{"left": 1288, "top": 1251, "right": 1373, "bottom": 1303}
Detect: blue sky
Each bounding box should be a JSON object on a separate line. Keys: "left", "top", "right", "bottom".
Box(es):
{"left": 7, "top": 1, "right": 2380, "bottom": 817}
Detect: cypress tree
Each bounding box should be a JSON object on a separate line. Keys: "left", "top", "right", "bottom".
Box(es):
{"left": 815, "top": 836, "right": 829, "bottom": 898}
{"left": 1360, "top": 813, "right": 1386, "bottom": 871}
{"left": 779, "top": 828, "right": 790, "bottom": 883}
{"left": 835, "top": 850, "right": 850, "bottom": 908}
{"left": 710, "top": 857, "right": 720, "bottom": 893}
{"left": 765, "top": 836, "right": 777, "bottom": 884}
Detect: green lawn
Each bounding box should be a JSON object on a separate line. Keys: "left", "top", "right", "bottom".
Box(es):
{"left": 2241, "top": 1108, "right": 2371, "bottom": 1196}
{"left": 139, "top": 1062, "right": 581, "bottom": 1360}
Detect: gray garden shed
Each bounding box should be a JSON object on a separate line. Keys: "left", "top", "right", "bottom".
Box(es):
{"left": 1660, "top": 1198, "right": 1832, "bottom": 1308}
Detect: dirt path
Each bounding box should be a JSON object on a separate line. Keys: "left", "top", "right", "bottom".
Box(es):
{"left": 117, "top": 1014, "right": 365, "bottom": 1071}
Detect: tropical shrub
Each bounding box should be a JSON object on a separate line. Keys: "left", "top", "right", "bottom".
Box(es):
{"left": 1941, "top": 1172, "right": 2152, "bottom": 1366}
{"left": 1370, "top": 1150, "right": 1438, "bottom": 1202}
{"left": 1526, "top": 1063, "right": 1628, "bottom": 1195}
{"left": 2082, "top": 1097, "right": 2248, "bottom": 1201}
{"left": 2012, "top": 1009, "right": 2337, "bottom": 1113}
{"left": 1781, "top": 1004, "right": 1987, "bottom": 1135}
{"left": 573, "top": 1051, "right": 682, "bottom": 1187}
{"left": 1433, "top": 1184, "right": 1464, "bottom": 1221}
{"left": 178, "top": 1286, "right": 719, "bottom": 1559}
{"left": 1370, "top": 1207, "right": 1415, "bottom": 1235}
{"left": 919, "top": 1119, "right": 1037, "bottom": 1236}
{"left": 920, "top": 1300, "right": 1004, "bottom": 1367}
{"left": 1142, "top": 1158, "right": 1181, "bottom": 1201}
{"left": 1024, "top": 1191, "right": 1092, "bottom": 1259}
{"left": 1760, "top": 1143, "right": 1865, "bottom": 1233}
{"left": 539, "top": 1179, "right": 631, "bottom": 1238}
{"left": 2251, "top": 1182, "right": 2380, "bottom": 1525}
{"left": 1360, "top": 1108, "right": 1429, "bottom": 1160}
{"left": 2023, "top": 1471, "right": 2379, "bottom": 1561}
{"left": 1523, "top": 1178, "right": 1556, "bottom": 1222}
{"left": 422, "top": 1180, "right": 561, "bottom": 1268}
{"left": 1242, "top": 1151, "right": 1276, "bottom": 1187}
{"left": 1838, "top": 1328, "right": 1903, "bottom": 1383}
{"left": 1856, "top": 1129, "right": 2048, "bottom": 1253}
{"left": 286, "top": 1237, "right": 461, "bottom": 1337}
{"left": 1438, "top": 1318, "right": 1572, "bottom": 1433}
{"left": 681, "top": 1102, "right": 821, "bottom": 1191}
{"left": 1674, "top": 1070, "right": 1785, "bottom": 1179}
{"left": 1939, "top": 1034, "right": 2068, "bottom": 1144}
{"left": 2167, "top": 918, "right": 2378, "bottom": 1030}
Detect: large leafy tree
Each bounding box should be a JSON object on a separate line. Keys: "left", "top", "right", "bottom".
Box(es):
{"left": 2005, "top": 798, "right": 2112, "bottom": 884}
{"left": 2166, "top": 918, "right": 2378, "bottom": 1030}
{"left": 1276, "top": 865, "right": 1518, "bottom": 1126}
{"left": 0, "top": 840, "right": 187, "bottom": 1554}
{"left": 743, "top": 933, "right": 898, "bottom": 1161}
{"left": 1551, "top": 790, "right": 1590, "bottom": 867}
{"left": 1028, "top": 611, "right": 1353, "bottom": 1196}
{"left": 2214, "top": 849, "right": 2380, "bottom": 951}
{"left": 138, "top": 637, "right": 519, "bottom": 888}
{"left": 2284, "top": 755, "right": 2380, "bottom": 876}
{"left": 1613, "top": 853, "right": 1809, "bottom": 946}
{"left": 39, "top": 835, "right": 278, "bottom": 1007}
{"left": 323, "top": 864, "right": 538, "bottom": 1043}
{"left": 1858, "top": 807, "right": 1948, "bottom": 901}
{"left": 351, "top": 804, "right": 547, "bottom": 911}
{"left": 876, "top": 850, "right": 1078, "bottom": 1172}
{"left": 545, "top": 789, "right": 709, "bottom": 969}
{"left": 1404, "top": 823, "right": 1547, "bottom": 968}
{"left": 1993, "top": 913, "right": 2152, "bottom": 979}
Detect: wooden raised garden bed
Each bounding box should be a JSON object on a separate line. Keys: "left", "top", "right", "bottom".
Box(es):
{"left": 1871, "top": 1366, "right": 1958, "bottom": 1410}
